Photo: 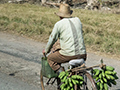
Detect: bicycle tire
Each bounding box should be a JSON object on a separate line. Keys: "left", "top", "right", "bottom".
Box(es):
{"left": 76, "top": 71, "right": 97, "bottom": 90}
{"left": 40, "top": 69, "right": 45, "bottom": 90}
{"left": 84, "top": 72, "right": 97, "bottom": 90}
{"left": 40, "top": 69, "right": 60, "bottom": 90}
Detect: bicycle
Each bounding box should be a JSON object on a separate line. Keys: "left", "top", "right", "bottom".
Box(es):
{"left": 40, "top": 57, "right": 105, "bottom": 90}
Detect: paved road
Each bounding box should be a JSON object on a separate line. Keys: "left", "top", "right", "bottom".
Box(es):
{"left": 0, "top": 32, "right": 120, "bottom": 90}
{"left": 0, "top": 71, "right": 41, "bottom": 90}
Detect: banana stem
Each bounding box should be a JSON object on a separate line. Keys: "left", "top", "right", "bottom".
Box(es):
{"left": 67, "top": 63, "right": 106, "bottom": 73}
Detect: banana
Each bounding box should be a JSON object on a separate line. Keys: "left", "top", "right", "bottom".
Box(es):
{"left": 65, "top": 78, "right": 69, "bottom": 85}
{"left": 100, "top": 79, "right": 104, "bottom": 84}
{"left": 66, "top": 85, "right": 70, "bottom": 90}
{"left": 59, "top": 75, "right": 65, "bottom": 80}
{"left": 71, "top": 75, "right": 84, "bottom": 82}
{"left": 74, "top": 80, "right": 79, "bottom": 84}
{"left": 103, "top": 77, "right": 107, "bottom": 83}
{"left": 99, "top": 73, "right": 102, "bottom": 79}
{"left": 63, "top": 87, "right": 67, "bottom": 90}
{"left": 76, "top": 75, "right": 84, "bottom": 81}
{"left": 100, "top": 83, "right": 103, "bottom": 90}
{"left": 68, "top": 78, "right": 73, "bottom": 87}
{"left": 92, "top": 69, "right": 99, "bottom": 75}
{"left": 111, "top": 80, "right": 117, "bottom": 85}
{"left": 93, "top": 75, "right": 96, "bottom": 79}
{"left": 66, "top": 72, "right": 69, "bottom": 76}
{"left": 71, "top": 75, "right": 77, "bottom": 79}
{"left": 113, "top": 74, "right": 119, "bottom": 79}
{"left": 59, "top": 71, "right": 66, "bottom": 79}
{"left": 97, "top": 82, "right": 100, "bottom": 86}
{"left": 94, "top": 69, "right": 100, "bottom": 73}
{"left": 58, "top": 73, "right": 62, "bottom": 78}
{"left": 96, "top": 82, "right": 100, "bottom": 89}
{"left": 105, "top": 66, "right": 114, "bottom": 71}
{"left": 61, "top": 76, "right": 67, "bottom": 82}
{"left": 112, "top": 71, "right": 117, "bottom": 75}
{"left": 69, "top": 82, "right": 73, "bottom": 87}
{"left": 107, "top": 81, "right": 112, "bottom": 87}
{"left": 95, "top": 70, "right": 100, "bottom": 76}
{"left": 72, "top": 79, "right": 77, "bottom": 85}
{"left": 91, "top": 69, "right": 99, "bottom": 74}
{"left": 105, "top": 71, "right": 113, "bottom": 75}
{"left": 68, "top": 78, "right": 71, "bottom": 82}
{"left": 95, "top": 77, "right": 99, "bottom": 81}
{"left": 109, "top": 75, "right": 115, "bottom": 80}
{"left": 59, "top": 65, "right": 117, "bottom": 90}
{"left": 105, "top": 74, "right": 111, "bottom": 80}
{"left": 79, "top": 81, "right": 83, "bottom": 85}
{"left": 59, "top": 71, "right": 66, "bottom": 76}
{"left": 104, "top": 83, "right": 108, "bottom": 90}
{"left": 102, "top": 70, "right": 105, "bottom": 77}
{"left": 60, "top": 83, "right": 66, "bottom": 90}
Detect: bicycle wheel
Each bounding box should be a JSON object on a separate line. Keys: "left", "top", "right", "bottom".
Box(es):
{"left": 40, "top": 69, "right": 45, "bottom": 90}
{"left": 84, "top": 72, "right": 97, "bottom": 90}
{"left": 40, "top": 69, "right": 60, "bottom": 90}
{"left": 76, "top": 71, "right": 97, "bottom": 90}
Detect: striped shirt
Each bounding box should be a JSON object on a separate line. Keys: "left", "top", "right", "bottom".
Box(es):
{"left": 45, "top": 17, "right": 86, "bottom": 56}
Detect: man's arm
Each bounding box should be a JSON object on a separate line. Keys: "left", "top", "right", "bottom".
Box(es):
{"left": 45, "top": 24, "right": 59, "bottom": 54}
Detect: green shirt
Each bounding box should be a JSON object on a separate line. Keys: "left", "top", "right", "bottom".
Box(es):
{"left": 45, "top": 17, "right": 86, "bottom": 56}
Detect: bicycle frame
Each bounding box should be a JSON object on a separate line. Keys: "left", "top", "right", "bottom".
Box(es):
{"left": 40, "top": 60, "right": 106, "bottom": 90}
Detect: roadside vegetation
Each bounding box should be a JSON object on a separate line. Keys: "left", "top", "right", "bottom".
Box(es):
{"left": 0, "top": 3, "right": 120, "bottom": 57}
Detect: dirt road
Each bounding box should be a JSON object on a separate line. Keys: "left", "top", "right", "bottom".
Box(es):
{"left": 0, "top": 32, "right": 119, "bottom": 90}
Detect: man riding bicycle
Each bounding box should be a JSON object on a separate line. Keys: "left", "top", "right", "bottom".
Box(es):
{"left": 43, "top": 4, "right": 87, "bottom": 75}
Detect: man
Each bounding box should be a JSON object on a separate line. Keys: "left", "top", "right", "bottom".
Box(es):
{"left": 43, "top": 4, "right": 87, "bottom": 74}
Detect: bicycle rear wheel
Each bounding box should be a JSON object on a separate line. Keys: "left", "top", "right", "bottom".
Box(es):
{"left": 74, "top": 71, "right": 97, "bottom": 90}
{"left": 40, "top": 69, "right": 60, "bottom": 90}
{"left": 40, "top": 69, "right": 45, "bottom": 90}
{"left": 83, "top": 72, "right": 97, "bottom": 90}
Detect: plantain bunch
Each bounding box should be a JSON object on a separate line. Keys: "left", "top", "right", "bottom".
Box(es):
{"left": 58, "top": 71, "right": 84, "bottom": 90}
{"left": 91, "top": 66, "right": 119, "bottom": 90}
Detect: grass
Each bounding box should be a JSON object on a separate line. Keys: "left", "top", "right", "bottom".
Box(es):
{"left": 0, "top": 3, "right": 58, "bottom": 41}
{"left": 0, "top": 3, "right": 120, "bottom": 57}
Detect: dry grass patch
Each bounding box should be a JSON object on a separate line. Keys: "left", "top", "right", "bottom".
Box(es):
{"left": 0, "top": 3, "right": 120, "bottom": 56}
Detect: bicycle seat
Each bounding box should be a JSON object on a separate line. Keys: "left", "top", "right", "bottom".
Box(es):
{"left": 69, "top": 59, "right": 85, "bottom": 66}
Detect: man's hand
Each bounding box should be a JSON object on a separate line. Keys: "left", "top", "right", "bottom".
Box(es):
{"left": 42, "top": 49, "right": 46, "bottom": 57}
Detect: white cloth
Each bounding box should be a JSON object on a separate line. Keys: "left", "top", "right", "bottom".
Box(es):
{"left": 69, "top": 58, "right": 85, "bottom": 66}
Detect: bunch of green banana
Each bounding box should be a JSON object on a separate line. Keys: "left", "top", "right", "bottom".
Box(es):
{"left": 58, "top": 71, "right": 84, "bottom": 90}
{"left": 91, "top": 65, "right": 118, "bottom": 90}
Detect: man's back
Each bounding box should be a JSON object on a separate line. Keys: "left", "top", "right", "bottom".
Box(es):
{"left": 55, "top": 17, "right": 86, "bottom": 56}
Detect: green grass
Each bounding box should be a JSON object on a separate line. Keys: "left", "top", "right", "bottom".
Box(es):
{"left": 0, "top": 3, "right": 120, "bottom": 56}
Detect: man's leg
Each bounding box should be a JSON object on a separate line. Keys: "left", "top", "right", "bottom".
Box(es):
{"left": 47, "top": 51, "right": 86, "bottom": 71}
{"left": 47, "top": 51, "right": 86, "bottom": 90}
